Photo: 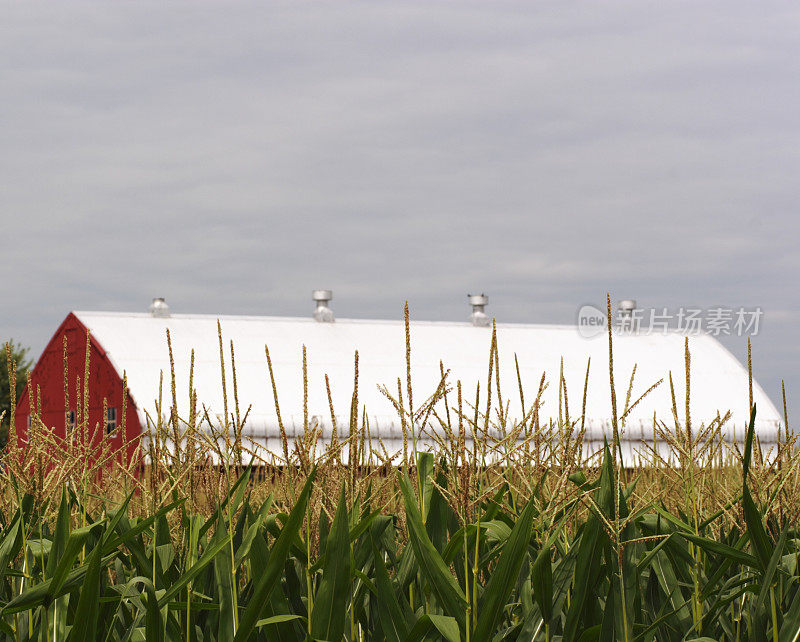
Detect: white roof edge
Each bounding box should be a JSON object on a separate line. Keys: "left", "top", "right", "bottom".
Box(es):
{"left": 689, "top": 332, "right": 781, "bottom": 419}
{"left": 72, "top": 309, "right": 718, "bottom": 337}
{"left": 73, "top": 309, "right": 576, "bottom": 329}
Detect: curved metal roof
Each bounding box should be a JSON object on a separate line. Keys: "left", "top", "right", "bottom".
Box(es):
{"left": 73, "top": 311, "right": 781, "bottom": 454}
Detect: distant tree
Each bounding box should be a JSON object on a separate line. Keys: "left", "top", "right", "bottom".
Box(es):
{"left": 0, "top": 340, "right": 33, "bottom": 449}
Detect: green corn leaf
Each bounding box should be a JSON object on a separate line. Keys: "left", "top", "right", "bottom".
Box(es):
{"left": 256, "top": 614, "right": 305, "bottom": 627}
{"left": 144, "top": 581, "right": 165, "bottom": 642}
{"left": 482, "top": 484, "right": 508, "bottom": 522}
{"left": 577, "top": 624, "right": 601, "bottom": 641}
{"left": 441, "top": 523, "right": 486, "bottom": 565}
{"left": 158, "top": 532, "right": 233, "bottom": 606}
{"left": 67, "top": 531, "right": 104, "bottom": 641}
{"left": 779, "top": 579, "right": 800, "bottom": 642}
{"left": 51, "top": 522, "right": 103, "bottom": 595}
{"left": 597, "top": 440, "right": 616, "bottom": 519}
{"left": 473, "top": 495, "right": 537, "bottom": 640}
{"left": 248, "top": 530, "right": 301, "bottom": 642}
{"left": 425, "top": 464, "right": 452, "bottom": 555}
{"left": 742, "top": 485, "right": 772, "bottom": 570}
{"left": 46, "top": 487, "right": 71, "bottom": 580}
{"left": 2, "top": 550, "right": 117, "bottom": 615}
{"left": 743, "top": 403, "right": 757, "bottom": 480}
{"left": 311, "top": 483, "right": 351, "bottom": 642}
{"left": 403, "top": 614, "right": 460, "bottom": 642}
{"left": 371, "top": 535, "right": 410, "bottom": 642}
{"left": 650, "top": 547, "right": 694, "bottom": 633}
{"left": 563, "top": 516, "right": 603, "bottom": 642}
{"left": 213, "top": 513, "right": 237, "bottom": 642}
{"left": 680, "top": 532, "right": 760, "bottom": 569}
{"left": 398, "top": 472, "right": 467, "bottom": 633}
{"left": 0, "top": 516, "right": 22, "bottom": 586}
{"left": 599, "top": 572, "right": 616, "bottom": 642}
{"left": 348, "top": 507, "right": 382, "bottom": 543}
{"left": 233, "top": 511, "right": 267, "bottom": 569}
{"left": 308, "top": 507, "right": 382, "bottom": 574}
{"left": 0, "top": 619, "right": 14, "bottom": 638}
{"left": 416, "top": 451, "right": 435, "bottom": 520}
{"left": 531, "top": 543, "right": 553, "bottom": 627}
{"left": 755, "top": 529, "right": 788, "bottom": 616}
{"left": 102, "top": 489, "right": 135, "bottom": 546}
{"left": 26, "top": 538, "right": 52, "bottom": 557}
{"left": 699, "top": 531, "right": 750, "bottom": 601}
{"left": 105, "top": 498, "right": 185, "bottom": 554}
{"left": 635, "top": 532, "right": 675, "bottom": 573}
{"left": 229, "top": 466, "right": 252, "bottom": 517}
{"left": 233, "top": 466, "right": 317, "bottom": 642}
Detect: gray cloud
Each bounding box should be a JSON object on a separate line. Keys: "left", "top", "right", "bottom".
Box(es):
{"left": 1, "top": 1, "right": 799, "bottom": 420}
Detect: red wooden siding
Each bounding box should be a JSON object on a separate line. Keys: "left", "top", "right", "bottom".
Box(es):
{"left": 14, "top": 313, "right": 142, "bottom": 467}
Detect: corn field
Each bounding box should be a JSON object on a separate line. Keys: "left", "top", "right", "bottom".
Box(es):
{"left": 0, "top": 310, "right": 799, "bottom": 641}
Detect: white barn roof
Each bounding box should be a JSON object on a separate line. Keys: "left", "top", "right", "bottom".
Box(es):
{"left": 74, "top": 310, "right": 781, "bottom": 459}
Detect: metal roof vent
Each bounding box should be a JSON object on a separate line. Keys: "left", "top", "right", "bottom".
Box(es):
{"left": 149, "top": 297, "right": 170, "bottom": 318}
{"left": 312, "top": 289, "right": 334, "bottom": 323}
{"left": 468, "top": 293, "right": 491, "bottom": 327}
{"left": 618, "top": 299, "right": 637, "bottom": 318}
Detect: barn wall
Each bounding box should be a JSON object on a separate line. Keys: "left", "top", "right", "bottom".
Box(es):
{"left": 14, "top": 313, "right": 141, "bottom": 466}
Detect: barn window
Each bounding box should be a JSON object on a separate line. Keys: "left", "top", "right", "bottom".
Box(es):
{"left": 66, "top": 410, "right": 75, "bottom": 430}
{"left": 106, "top": 407, "right": 117, "bottom": 433}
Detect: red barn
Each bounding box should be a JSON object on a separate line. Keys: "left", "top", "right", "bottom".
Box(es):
{"left": 14, "top": 295, "right": 783, "bottom": 468}
{"left": 14, "top": 311, "right": 141, "bottom": 466}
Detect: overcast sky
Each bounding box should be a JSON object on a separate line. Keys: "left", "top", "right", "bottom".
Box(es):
{"left": 2, "top": 1, "right": 799, "bottom": 422}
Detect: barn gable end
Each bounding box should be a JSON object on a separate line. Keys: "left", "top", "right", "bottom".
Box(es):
{"left": 14, "top": 313, "right": 141, "bottom": 466}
